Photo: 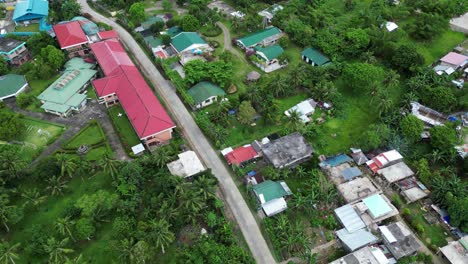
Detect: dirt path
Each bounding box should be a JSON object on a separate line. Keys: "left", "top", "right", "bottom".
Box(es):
{"left": 216, "top": 21, "right": 248, "bottom": 64}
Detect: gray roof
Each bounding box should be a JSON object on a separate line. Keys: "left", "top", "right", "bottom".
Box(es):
{"left": 336, "top": 228, "right": 379, "bottom": 252}
{"left": 351, "top": 151, "right": 369, "bottom": 165}
{"left": 377, "top": 162, "right": 414, "bottom": 183}
{"left": 0, "top": 38, "right": 24, "bottom": 53}
{"left": 341, "top": 167, "right": 362, "bottom": 181}
{"left": 381, "top": 221, "right": 421, "bottom": 259}
{"left": 261, "top": 132, "right": 313, "bottom": 168}
{"left": 335, "top": 204, "right": 366, "bottom": 233}
{"left": 329, "top": 247, "right": 387, "bottom": 264}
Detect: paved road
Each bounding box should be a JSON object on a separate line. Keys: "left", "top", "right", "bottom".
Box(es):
{"left": 5, "top": 100, "right": 129, "bottom": 163}
{"left": 79, "top": 1, "right": 276, "bottom": 263}
{"left": 216, "top": 21, "right": 249, "bottom": 64}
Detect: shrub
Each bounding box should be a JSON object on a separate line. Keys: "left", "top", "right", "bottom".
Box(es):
{"left": 16, "top": 93, "right": 35, "bottom": 108}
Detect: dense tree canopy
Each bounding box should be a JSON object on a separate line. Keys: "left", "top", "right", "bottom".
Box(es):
{"left": 429, "top": 125, "right": 457, "bottom": 152}
{"left": 181, "top": 15, "right": 200, "bottom": 32}
{"left": 128, "top": 2, "right": 146, "bottom": 25}
{"left": 400, "top": 115, "right": 424, "bottom": 143}
{"left": 0, "top": 112, "right": 24, "bottom": 142}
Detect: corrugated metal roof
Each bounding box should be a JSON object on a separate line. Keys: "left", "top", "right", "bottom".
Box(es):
{"left": 335, "top": 204, "right": 366, "bottom": 233}
{"left": 336, "top": 228, "right": 378, "bottom": 252}
{"left": 341, "top": 167, "right": 362, "bottom": 181}
{"left": 237, "top": 27, "right": 281, "bottom": 48}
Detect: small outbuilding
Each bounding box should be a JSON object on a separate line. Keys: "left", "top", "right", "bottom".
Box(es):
{"left": 301, "top": 48, "right": 330, "bottom": 66}
{"left": 329, "top": 246, "right": 390, "bottom": 264}
{"left": 440, "top": 52, "right": 468, "bottom": 69}
{"left": 0, "top": 74, "right": 29, "bottom": 101}
{"left": 246, "top": 71, "right": 261, "bottom": 82}
{"left": 222, "top": 145, "right": 260, "bottom": 167}
{"left": 261, "top": 132, "right": 314, "bottom": 169}
{"left": 167, "top": 150, "right": 206, "bottom": 178}
{"left": 252, "top": 180, "right": 292, "bottom": 217}
{"left": 377, "top": 162, "right": 414, "bottom": 184}
{"left": 439, "top": 236, "right": 468, "bottom": 264}
{"left": 187, "top": 81, "right": 226, "bottom": 109}
{"left": 337, "top": 177, "right": 380, "bottom": 203}
{"left": 379, "top": 222, "right": 421, "bottom": 260}
{"left": 336, "top": 228, "right": 379, "bottom": 252}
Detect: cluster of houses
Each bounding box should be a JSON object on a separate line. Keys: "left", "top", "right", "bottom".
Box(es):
{"left": 318, "top": 149, "right": 430, "bottom": 263}
{"left": 222, "top": 132, "right": 313, "bottom": 216}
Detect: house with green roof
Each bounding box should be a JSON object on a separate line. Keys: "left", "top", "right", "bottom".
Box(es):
{"left": 171, "top": 32, "right": 211, "bottom": 64}
{"left": 0, "top": 74, "right": 29, "bottom": 101}
{"left": 144, "top": 35, "right": 167, "bottom": 59}
{"left": 253, "top": 45, "right": 286, "bottom": 73}
{"left": 38, "top": 58, "right": 97, "bottom": 117}
{"left": 236, "top": 27, "right": 283, "bottom": 49}
{"left": 135, "top": 16, "right": 165, "bottom": 32}
{"left": 301, "top": 48, "right": 331, "bottom": 66}
{"left": 166, "top": 26, "right": 182, "bottom": 38}
{"left": 252, "top": 180, "right": 292, "bottom": 217}
{"left": 187, "top": 81, "right": 226, "bottom": 109}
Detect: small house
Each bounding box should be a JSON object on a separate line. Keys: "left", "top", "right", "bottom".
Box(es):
{"left": 257, "top": 4, "right": 283, "bottom": 23}
{"left": 222, "top": 145, "right": 260, "bottom": 167}
{"left": 411, "top": 102, "right": 447, "bottom": 127}
{"left": 440, "top": 52, "right": 468, "bottom": 70}
{"left": 377, "top": 162, "right": 414, "bottom": 184}
{"left": 187, "top": 81, "right": 226, "bottom": 109}
{"left": 97, "top": 30, "right": 119, "bottom": 41}
{"left": 236, "top": 27, "right": 283, "bottom": 49}
{"left": 0, "top": 74, "right": 29, "bottom": 101}
{"left": 353, "top": 194, "right": 399, "bottom": 228}
{"left": 301, "top": 48, "right": 330, "bottom": 66}
{"left": 13, "top": 0, "right": 48, "bottom": 25}
{"left": 261, "top": 132, "right": 314, "bottom": 169}
{"left": 53, "top": 21, "right": 89, "bottom": 58}
{"left": 284, "top": 98, "right": 317, "bottom": 123}
{"left": 167, "top": 151, "right": 206, "bottom": 178}
{"left": 135, "top": 16, "right": 164, "bottom": 33}
{"left": 0, "top": 38, "right": 30, "bottom": 66}
{"left": 252, "top": 180, "right": 292, "bottom": 217}
{"left": 170, "top": 32, "right": 211, "bottom": 64}
{"left": 254, "top": 44, "right": 284, "bottom": 64}
{"left": 439, "top": 236, "right": 468, "bottom": 264}
{"left": 337, "top": 177, "right": 380, "bottom": 203}
{"left": 329, "top": 246, "right": 391, "bottom": 264}
{"left": 366, "top": 150, "right": 403, "bottom": 173}
{"left": 379, "top": 222, "right": 421, "bottom": 260}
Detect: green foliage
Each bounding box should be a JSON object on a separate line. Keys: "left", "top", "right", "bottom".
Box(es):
{"left": 446, "top": 193, "right": 468, "bottom": 232}
{"left": 406, "top": 12, "right": 448, "bottom": 41}
{"left": 400, "top": 115, "right": 424, "bottom": 143}
{"left": 390, "top": 44, "right": 425, "bottom": 73}
{"left": 162, "top": 0, "right": 173, "bottom": 11}
{"left": 41, "top": 45, "right": 65, "bottom": 71}
{"left": 75, "top": 190, "right": 118, "bottom": 219}
{"left": 238, "top": 101, "right": 256, "bottom": 126}
{"left": 359, "top": 123, "right": 391, "bottom": 151}
{"left": 178, "top": 237, "right": 254, "bottom": 263}
{"left": 161, "top": 34, "right": 172, "bottom": 46}
{"left": 128, "top": 2, "right": 146, "bottom": 25}
{"left": 342, "top": 63, "right": 385, "bottom": 94}
{"left": 345, "top": 28, "right": 370, "bottom": 56}
{"left": 15, "top": 93, "right": 35, "bottom": 109}
{"left": 0, "top": 112, "right": 24, "bottom": 142}
{"left": 429, "top": 125, "right": 457, "bottom": 151}
{"left": 26, "top": 32, "right": 57, "bottom": 56}
{"left": 0, "top": 59, "right": 7, "bottom": 75}
{"left": 61, "top": 0, "right": 81, "bottom": 21}
{"left": 184, "top": 59, "right": 233, "bottom": 88}
{"left": 284, "top": 18, "right": 313, "bottom": 47}
{"left": 420, "top": 86, "right": 456, "bottom": 113}
{"left": 150, "top": 21, "right": 165, "bottom": 34}
{"left": 75, "top": 218, "right": 95, "bottom": 240}
{"left": 181, "top": 15, "right": 200, "bottom": 32}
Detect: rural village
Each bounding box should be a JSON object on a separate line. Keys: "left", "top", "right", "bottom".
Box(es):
{"left": 0, "top": 0, "right": 467, "bottom": 263}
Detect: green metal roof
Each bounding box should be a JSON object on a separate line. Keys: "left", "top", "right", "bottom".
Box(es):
{"left": 141, "top": 16, "right": 164, "bottom": 30}
{"left": 171, "top": 32, "right": 207, "bottom": 52}
{"left": 144, "top": 36, "right": 163, "bottom": 48}
{"left": 187, "top": 81, "right": 226, "bottom": 104}
{"left": 252, "top": 180, "right": 290, "bottom": 203}
{"left": 255, "top": 44, "right": 284, "bottom": 61}
{"left": 237, "top": 27, "right": 281, "bottom": 48}
{"left": 71, "top": 16, "right": 99, "bottom": 35}
{"left": 0, "top": 74, "right": 27, "bottom": 99}
{"left": 166, "top": 26, "right": 182, "bottom": 38}
{"left": 301, "top": 48, "right": 330, "bottom": 66}
{"left": 38, "top": 57, "right": 96, "bottom": 113}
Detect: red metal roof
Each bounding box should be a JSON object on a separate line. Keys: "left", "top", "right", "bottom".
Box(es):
{"left": 97, "top": 30, "right": 119, "bottom": 40}
{"left": 225, "top": 145, "right": 258, "bottom": 166}
{"left": 91, "top": 39, "right": 175, "bottom": 139}
{"left": 155, "top": 50, "right": 167, "bottom": 59}
{"left": 53, "top": 21, "right": 88, "bottom": 49}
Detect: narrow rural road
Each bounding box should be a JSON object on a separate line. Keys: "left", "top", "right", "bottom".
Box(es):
{"left": 79, "top": 1, "right": 277, "bottom": 263}
{"left": 216, "top": 21, "right": 248, "bottom": 63}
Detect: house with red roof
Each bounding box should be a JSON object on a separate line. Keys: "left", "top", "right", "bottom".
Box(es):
{"left": 53, "top": 21, "right": 89, "bottom": 58}
{"left": 366, "top": 150, "right": 403, "bottom": 173}
{"left": 90, "top": 38, "right": 176, "bottom": 148}
{"left": 97, "top": 30, "right": 119, "bottom": 41}
{"left": 222, "top": 145, "right": 260, "bottom": 167}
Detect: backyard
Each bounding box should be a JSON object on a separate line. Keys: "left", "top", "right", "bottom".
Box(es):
{"left": 14, "top": 23, "right": 40, "bottom": 32}
{"left": 25, "top": 75, "right": 60, "bottom": 112}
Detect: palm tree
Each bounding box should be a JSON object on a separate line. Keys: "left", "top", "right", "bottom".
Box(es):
{"left": 55, "top": 217, "right": 75, "bottom": 241}
{"left": 245, "top": 85, "right": 263, "bottom": 107}
{"left": 46, "top": 176, "right": 67, "bottom": 196}
{"left": 64, "top": 254, "right": 86, "bottom": 264}
{"left": 383, "top": 70, "right": 400, "bottom": 89}
{"left": 146, "top": 219, "right": 175, "bottom": 254}
{"left": 270, "top": 74, "right": 289, "bottom": 98}
{"left": 286, "top": 109, "right": 303, "bottom": 132}
{"left": 0, "top": 241, "right": 20, "bottom": 264}
{"left": 44, "top": 237, "right": 74, "bottom": 264}
{"left": 55, "top": 154, "right": 77, "bottom": 178}
{"left": 0, "top": 194, "right": 19, "bottom": 233}
{"left": 21, "top": 188, "right": 47, "bottom": 207}
{"left": 131, "top": 240, "right": 151, "bottom": 263}
{"left": 288, "top": 64, "right": 306, "bottom": 89}
{"left": 112, "top": 238, "right": 134, "bottom": 263}
{"left": 0, "top": 153, "right": 26, "bottom": 179}
{"left": 193, "top": 175, "right": 217, "bottom": 201}
{"left": 295, "top": 166, "right": 307, "bottom": 179}
{"left": 98, "top": 155, "right": 118, "bottom": 180}
{"left": 152, "top": 148, "right": 173, "bottom": 168}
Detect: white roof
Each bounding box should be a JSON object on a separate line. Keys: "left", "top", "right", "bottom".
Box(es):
{"left": 220, "top": 147, "right": 233, "bottom": 156}
{"left": 335, "top": 204, "right": 366, "bottom": 233}
{"left": 385, "top": 21, "right": 398, "bottom": 32}
{"left": 383, "top": 150, "right": 403, "bottom": 162}
{"left": 379, "top": 226, "right": 397, "bottom": 243}
{"left": 440, "top": 237, "right": 468, "bottom": 264}
{"left": 370, "top": 247, "right": 390, "bottom": 264}
{"left": 230, "top": 11, "right": 245, "bottom": 18}
{"left": 377, "top": 162, "right": 414, "bottom": 183}
{"left": 167, "top": 151, "right": 206, "bottom": 178}
{"left": 402, "top": 187, "right": 428, "bottom": 203}
{"left": 131, "top": 143, "right": 145, "bottom": 155}
{"left": 262, "top": 197, "right": 287, "bottom": 217}
{"left": 284, "top": 99, "right": 316, "bottom": 123}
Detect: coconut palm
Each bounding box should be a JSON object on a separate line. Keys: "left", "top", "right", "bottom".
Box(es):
{"left": 55, "top": 154, "right": 78, "bottom": 178}
{"left": 44, "top": 237, "right": 74, "bottom": 264}
{"left": 152, "top": 148, "right": 173, "bottom": 168}
{"left": 245, "top": 85, "right": 263, "bottom": 107}
{"left": 112, "top": 238, "right": 134, "bottom": 263}
{"left": 21, "top": 188, "right": 47, "bottom": 207}
{"left": 288, "top": 64, "right": 306, "bottom": 89}
{"left": 383, "top": 70, "right": 400, "bottom": 88}
{"left": 0, "top": 241, "right": 20, "bottom": 264}
{"left": 286, "top": 109, "right": 303, "bottom": 132}
{"left": 131, "top": 240, "right": 152, "bottom": 263}
{"left": 270, "top": 74, "right": 289, "bottom": 98}
{"left": 64, "top": 254, "right": 85, "bottom": 264}
{"left": 0, "top": 152, "right": 26, "bottom": 179}
{"left": 193, "top": 175, "right": 217, "bottom": 201}
{"left": 295, "top": 166, "right": 307, "bottom": 179}
{"left": 98, "top": 155, "right": 118, "bottom": 180}
{"left": 0, "top": 194, "right": 19, "bottom": 233}
{"left": 146, "top": 219, "right": 175, "bottom": 254}
{"left": 55, "top": 217, "right": 75, "bottom": 241}
{"left": 46, "top": 176, "right": 67, "bottom": 196}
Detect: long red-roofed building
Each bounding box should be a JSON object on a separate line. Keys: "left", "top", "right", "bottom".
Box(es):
{"left": 53, "top": 21, "right": 89, "bottom": 58}
{"left": 91, "top": 38, "right": 175, "bottom": 148}
{"left": 223, "top": 145, "right": 260, "bottom": 166}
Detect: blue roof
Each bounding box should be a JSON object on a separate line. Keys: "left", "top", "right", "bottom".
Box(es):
{"left": 319, "top": 154, "right": 353, "bottom": 167}
{"left": 363, "top": 194, "right": 392, "bottom": 218}
{"left": 341, "top": 167, "right": 362, "bottom": 181}
{"left": 335, "top": 204, "right": 366, "bottom": 233}
{"left": 13, "top": 0, "right": 49, "bottom": 22}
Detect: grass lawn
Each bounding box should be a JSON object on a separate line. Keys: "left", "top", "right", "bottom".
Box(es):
{"left": 29, "top": 75, "right": 60, "bottom": 96}
{"left": 405, "top": 203, "right": 449, "bottom": 248}
{"left": 108, "top": 105, "right": 141, "bottom": 150}
{"left": 15, "top": 23, "right": 40, "bottom": 32}
{"left": 413, "top": 30, "right": 465, "bottom": 65}
{"left": 10, "top": 171, "right": 114, "bottom": 263}
{"left": 18, "top": 117, "right": 65, "bottom": 161}
{"left": 63, "top": 124, "right": 104, "bottom": 149}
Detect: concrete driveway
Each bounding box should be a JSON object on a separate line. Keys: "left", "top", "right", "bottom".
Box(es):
{"left": 78, "top": 1, "right": 276, "bottom": 263}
